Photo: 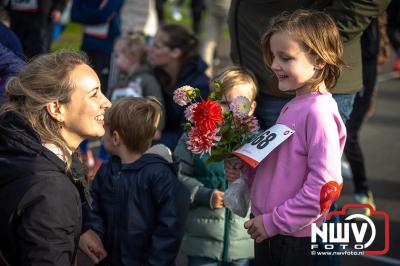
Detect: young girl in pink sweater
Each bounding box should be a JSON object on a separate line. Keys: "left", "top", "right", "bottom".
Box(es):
{"left": 225, "top": 10, "right": 347, "bottom": 266}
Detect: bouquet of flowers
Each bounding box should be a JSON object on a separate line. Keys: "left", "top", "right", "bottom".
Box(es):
{"left": 173, "top": 83, "right": 260, "bottom": 163}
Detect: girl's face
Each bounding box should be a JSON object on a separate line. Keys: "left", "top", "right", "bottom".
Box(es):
{"left": 114, "top": 42, "right": 136, "bottom": 72}
{"left": 60, "top": 64, "right": 112, "bottom": 148}
{"left": 269, "top": 32, "right": 318, "bottom": 95}
{"left": 148, "top": 30, "right": 176, "bottom": 67}
{"left": 219, "top": 83, "right": 256, "bottom": 116}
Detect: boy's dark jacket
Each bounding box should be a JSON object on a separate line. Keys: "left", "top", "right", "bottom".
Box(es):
{"left": 84, "top": 151, "right": 190, "bottom": 266}
{"left": 0, "top": 111, "right": 88, "bottom": 265}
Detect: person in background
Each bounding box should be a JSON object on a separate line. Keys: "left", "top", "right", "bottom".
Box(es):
{"left": 8, "top": 0, "right": 66, "bottom": 59}
{"left": 201, "top": 0, "right": 230, "bottom": 77}
{"left": 225, "top": 10, "right": 346, "bottom": 266}
{"left": 0, "top": 43, "right": 25, "bottom": 104}
{"left": 386, "top": 0, "right": 400, "bottom": 71}
{"left": 344, "top": 19, "right": 380, "bottom": 216}
{"left": 148, "top": 24, "right": 209, "bottom": 151}
{"left": 0, "top": 51, "right": 111, "bottom": 265}
{"left": 80, "top": 97, "right": 189, "bottom": 265}
{"left": 174, "top": 66, "right": 256, "bottom": 266}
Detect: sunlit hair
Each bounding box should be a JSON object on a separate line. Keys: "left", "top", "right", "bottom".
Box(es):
{"left": 159, "top": 24, "right": 199, "bottom": 62}
{"left": 261, "top": 9, "right": 344, "bottom": 91}
{"left": 105, "top": 97, "right": 162, "bottom": 153}
{"left": 1, "top": 50, "right": 89, "bottom": 170}
{"left": 115, "top": 32, "right": 147, "bottom": 65}
{"left": 211, "top": 66, "right": 258, "bottom": 101}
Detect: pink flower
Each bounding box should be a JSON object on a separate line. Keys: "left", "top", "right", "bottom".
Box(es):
{"left": 173, "top": 86, "right": 194, "bottom": 106}
{"left": 230, "top": 96, "right": 251, "bottom": 118}
{"left": 184, "top": 103, "right": 198, "bottom": 122}
{"left": 234, "top": 115, "right": 260, "bottom": 133}
{"left": 187, "top": 127, "right": 221, "bottom": 156}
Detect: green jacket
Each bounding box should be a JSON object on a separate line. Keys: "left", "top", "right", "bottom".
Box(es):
{"left": 173, "top": 135, "right": 254, "bottom": 262}
{"left": 228, "top": 0, "right": 390, "bottom": 97}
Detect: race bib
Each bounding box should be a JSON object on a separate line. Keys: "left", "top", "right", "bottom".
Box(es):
{"left": 11, "top": 0, "right": 38, "bottom": 11}
{"left": 232, "top": 124, "right": 295, "bottom": 168}
{"left": 84, "top": 23, "right": 110, "bottom": 39}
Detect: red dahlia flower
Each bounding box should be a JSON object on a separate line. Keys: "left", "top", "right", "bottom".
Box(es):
{"left": 192, "top": 99, "right": 223, "bottom": 131}
{"left": 187, "top": 127, "right": 221, "bottom": 156}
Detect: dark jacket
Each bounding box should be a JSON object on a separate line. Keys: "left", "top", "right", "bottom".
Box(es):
{"left": 228, "top": 0, "right": 390, "bottom": 97}
{"left": 84, "top": 153, "right": 190, "bottom": 266}
{"left": 0, "top": 22, "right": 24, "bottom": 60}
{"left": 0, "top": 111, "right": 88, "bottom": 265}
{"left": 0, "top": 43, "right": 25, "bottom": 104}
{"left": 71, "top": 0, "right": 123, "bottom": 54}
{"left": 157, "top": 55, "right": 209, "bottom": 150}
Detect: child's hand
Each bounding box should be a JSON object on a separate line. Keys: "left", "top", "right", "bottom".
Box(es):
{"left": 244, "top": 216, "right": 267, "bottom": 243}
{"left": 79, "top": 229, "right": 107, "bottom": 263}
{"left": 211, "top": 190, "right": 224, "bottom": 209}
{"left": 224, "top": 158, "right": 244, "bottom": 182}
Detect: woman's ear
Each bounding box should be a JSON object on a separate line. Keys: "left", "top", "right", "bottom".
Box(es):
{"left": 46, "top": 101, "right": 65, "bottom": 122}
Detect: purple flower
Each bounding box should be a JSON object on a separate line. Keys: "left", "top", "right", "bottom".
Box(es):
{"left": 229, "top": 96, "right": 251, "bottom": 118}
{"left": 173, "top": 86, "right": 195, "bottom": 106}
{"left": 184, "top": 103, "right": 198, "bottom": 122}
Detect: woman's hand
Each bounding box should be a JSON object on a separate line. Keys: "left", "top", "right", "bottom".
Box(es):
{"left": 79, "top": 229, "right": 107, "bottom": 263}
{"left": 224, "top": 158, "right": 245, "bottom": 182}
{"left": 211, "top": 190, "right": 225, "bottom": 209}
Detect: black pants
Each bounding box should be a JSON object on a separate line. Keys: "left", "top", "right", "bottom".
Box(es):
{"left": 254, "top": 235, "right": 313, "bottom": 266}
{"left": 10, "top": 11, "right": 53, "bottom": 59}
{"left": 344, "top": 49, "right": 378, "bottom": 195}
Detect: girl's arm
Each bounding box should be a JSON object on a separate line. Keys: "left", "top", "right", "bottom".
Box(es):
{"left": 262, "top": 109, "right": 346, "bottom": 238}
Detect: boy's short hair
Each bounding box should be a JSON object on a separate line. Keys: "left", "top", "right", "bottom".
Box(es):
{"left": 211, "top": 66, "right": 258, "bottom": 101}
{"left": 105, "top": 97, "right": 162, "bottom": 153}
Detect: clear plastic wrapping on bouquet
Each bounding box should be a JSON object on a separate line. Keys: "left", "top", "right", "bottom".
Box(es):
{"left": 224, "top": 171, "right": 250, "bottom": 217}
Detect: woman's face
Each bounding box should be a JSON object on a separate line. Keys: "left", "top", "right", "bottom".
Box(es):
{"left": 148, "top": 30, "right": 175, "bottom": 67}
{"left": 60, "top": 64, "right": 112, "bottom": 149}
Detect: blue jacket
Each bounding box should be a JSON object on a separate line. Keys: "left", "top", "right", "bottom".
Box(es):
{"left": 71, "top": 0, "right": 123, "bottom": 54}
{"left": 0, "top": 22, "right": 24, "bottom": 60}
{"left": 84, "top": 153, "right": 190, "bottom": 266}
{"left": 0, "top": 43, "right": 25, "bottom": 104}
{"left": 158, "top": 55, "right": 209, "bottom": 150}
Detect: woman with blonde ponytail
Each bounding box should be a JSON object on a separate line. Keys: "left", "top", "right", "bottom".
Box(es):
{"left": 0, "top": 50, "right": 111, "bottom": 265}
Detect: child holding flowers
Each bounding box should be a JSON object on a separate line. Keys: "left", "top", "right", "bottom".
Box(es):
{"left": 225, "top": 10, "right": 347, "bottom": 266}
{"left": 173, "top": 66, "right": 257, "bottom": 265}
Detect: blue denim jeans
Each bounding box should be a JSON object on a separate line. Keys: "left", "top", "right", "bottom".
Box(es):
{"left": 188, "top": 256, "right": 252, "bottom": 266}
{"left": 331, "top": 93, "right": 356, "bottom": 124}
{"left": 254, "top": 93, "right": 355, "bottom": 130}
